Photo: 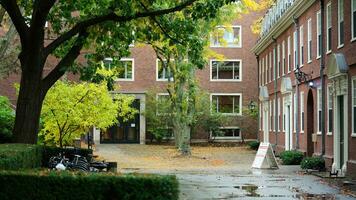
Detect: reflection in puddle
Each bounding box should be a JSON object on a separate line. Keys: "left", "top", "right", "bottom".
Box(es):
{"left": 234, "top": 184, "right": 260, "bottom": 197}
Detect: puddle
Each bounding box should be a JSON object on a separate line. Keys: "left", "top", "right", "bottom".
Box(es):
{"left": 234, "top": 184, "right": 260, "bottom": 197}
{"left": 291, "top": 187, "right": 336, "bottom": 199}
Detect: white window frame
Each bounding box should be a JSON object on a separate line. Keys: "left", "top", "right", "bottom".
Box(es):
{"left": 307, "top": 18, "right": 312, "bottom": 63}
{"left": 265, "top": 56, "right": 268, "bottom": 84}
{"left": 278, "top": 98, "right": 281, "bottom": 132}
{"left": 273, "top": 48, "right": 276, "bottom": 81}
{"left": 317, "top": 88, "right": 322, "bottom": 134}
{"left": 282, "top": 40, "right": 286, "bottom": 75}
{"left": 212, "top": 127, "right": 242, "bottom": 139}
{"left": 300, "top": 92, "right": 304, "bottom": 133}
{"left": 352, "top": 0, "right": 356, "bottom": 41}
{"left": 326, "top": 2, "right": 332, "bottom": 54}
{"left": 338, "top": 0, "right": 344, "bottom": 48}
{"left": 210, "top": 25, "right": 242, "bottom": 48}
{"left": 156, "top": 59, "right": 173, "bottom": 81}
{"left": 259, "top": 103, "right": 262, "bottom": 131}
{"left": 293, "top": 92, "right": 297, "bottom": 132}
{"left": 277, "top": 44, "right": 280, "bottom": 78}
{"left": 210, "top": 93, "right": 243, "bottom": 116}
{"left": 300, "top": 25, "right": 304, "bottom": 67}
{"left": 293, "top": 31, "right": 297, "bottom": 70}
{"left": 288, "top": 36, "right": 291, "bottom": 73}
{"left": 317, "top": 10, "right": 322, "bottom": 59}
{"left": 270, "top": 100, "right": 272, "bottom": 131}
{"left": 282, "top": 97, "right": 285, "bottom": 132}
{"left": 269, "top": 51, "right": 272, "bottom": 82}
{"left": 116, "top": 58, "right": 135, "bottom": 81}
{"left": 273, "top": 99, "right": 276, "bottom": 131}
{"left": 210, "top": 59, "right": 242, "bottom": 82}
{"left": 327, "top": 85, "right": 333, "bottom": 135}
{"left": 352, "top": 77, "right": 356, "bottom": 136}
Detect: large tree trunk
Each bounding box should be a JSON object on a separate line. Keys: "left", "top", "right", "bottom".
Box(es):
{"left": 173, "top": 117, "right": 191, "bottom": 155}
{"left": 12, "top": 64, "right": 46, "bottom": 144}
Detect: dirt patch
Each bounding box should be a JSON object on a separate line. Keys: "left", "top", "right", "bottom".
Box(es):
{"left": 95, "top": 144, "right": 255, "bottom": 171}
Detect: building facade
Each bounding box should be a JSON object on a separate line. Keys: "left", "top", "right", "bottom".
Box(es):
{"left": 93, "top": 11, "right": 262, "bottom": 145}
{"left": 252, "top": 0, "right": 356, "bottom": 177}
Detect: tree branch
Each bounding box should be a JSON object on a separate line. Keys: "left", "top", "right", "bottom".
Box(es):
{"left": 44, "top": 0, "right": 197, "bottom": 56}
{"left": 42, "top": 30, "right": 89, "bottom": 93}
{"left": 0, "top": 0, "right": 28, "bottom": 45}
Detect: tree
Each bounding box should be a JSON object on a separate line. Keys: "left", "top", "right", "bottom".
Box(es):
{"left": 138, "top": 2, "right": 258, "bottom": 154}
{"left": 39, "top": 81, "right": 136, "bottom": 148}
{"left": 0, "top": 95, "right": 14, "bottom": 143}
{"left": 0, "top": 0, "right": 240, "bottom": 144}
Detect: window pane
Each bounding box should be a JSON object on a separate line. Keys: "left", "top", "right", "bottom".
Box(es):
{"left": 211, "top": 61, "right": 240, "bottom": 80}
{"left": 354, "top": 11, "right": 356, "bottom": 38}
{"left": 219, "top": 96, "right": 234, "bottom": 113}
{"left": 234, "top": 96, "right": 240, "bottom": 113}
{"left": 340, "top": 21, "right": 344, "bottom": 44}
{"left": 114, "top": 60, "right": 133, "bottom": 79}
{"left": 329, "top": 110, "right": 333, "bottom": 132}
{"left": 211, "top": 27, "right": 241, "bottom": 47}
{"left": 354, "top": 107, "right": 356, "bottom": 133}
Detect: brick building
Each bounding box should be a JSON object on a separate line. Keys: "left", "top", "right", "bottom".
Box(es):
{"left": 252, "top": 0, "right": 356, "bottom": 177}
{"left": 0, "top": 11, "right": 262, "bottom": 145}
{"left": 93, "top": 11, "right": 262, "bottom": 145}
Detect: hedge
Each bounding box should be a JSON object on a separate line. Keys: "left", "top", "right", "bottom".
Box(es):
{"left": 0, "top": 144, "right": 42, "bottom": 170}
{"left": 247, "top": 141, "right": 260, "bottom": 150}
{"left": 301, "top": 156, "right": 325, "bottom": 171}
{"left": 0, "top": 170, "right": 179, "bottom": 200}
{"left": 279, "top": 150, "right": 304, "bottom": 165}
{"left": 0, "top": 144, "right": 93, "bottom": 169}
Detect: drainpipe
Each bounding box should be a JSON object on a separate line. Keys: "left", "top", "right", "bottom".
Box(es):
{"left": 256, "top": 54, "right": 260, "bottom": 142}
{"left": 320, "top": 0, "right": 326, "bottom": 156}
{"left": 293, "top": 17, "right": 300, "bottom": 150}
{"left": 273, "top": 38, "right": 278, "bottom": 149}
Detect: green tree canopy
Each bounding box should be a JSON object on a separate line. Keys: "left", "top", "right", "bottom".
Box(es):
{"left": 39, "top": 81, "right": 137, "bottom": 147}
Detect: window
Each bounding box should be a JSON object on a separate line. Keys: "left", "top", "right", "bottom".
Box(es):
{"left": 282, "top": 40, "right": 286, "bottom": 75}
{"left": 338, "top": 0, "right": 344, "bottom": 46}
{"left": 307, "top": 19, "right": 312, "bottom": 62}
{"left": 278, "top": 98, "right": 281, "bottom": 132}
{"left": 273, "top": 48, "right": 276, "bottom": 80}
{"left": 156, "top": 93, "right": 171, "bottom": 115}
{"left": 210, "top": 26, "right": 242, "bottom": 48}
{"left": 328, "top": 86, "right": 333, "bottom": 134}
{"left": 212, "top": 127, "right": 241, "bottom": 138}
{"left": 326, "top": 3, "right": 332, "bottom": 53}
{"left": 211, "top": 94, "right": 242, "bottom": 115}
{"left": 265, "top": 56, "right": 268, "bottom": 84}
{"left": 317, "top": 88, "right": 322, "bottom": 133}
{"left": 283, "top": 97, "right": 286, "bottom": 132}
{"left": 300, "top": 25, "right": 304, "bottom": 66}
{"left": 352, "top": 78, "right": 356, "bottom": 135}
{"left": 156, "top": 59, "right": 173, "bottom": 81}
{"left": 270, "top": 100, "right": 272, "bottom": 131}
{"left": 273, "top": 99, "right": 276, "bottom": 131}
{"left": 300, "top": 92, "right": 304, "bottom": 133}
{"left": 352, "top": 0, "right": 356, "bottom": 40}
{"left": 317, "top": 10, "right": 322, "bottom": 58}
{"left": 288, "top": 36, "right": 291, "bottom": 72}
{"left": 293, "top": 31, "right": 297, "bottom": 70}
{"left": 269, "top": 51, "right": 272, "bottom": 82}
{"left": 103, "top": 58, "right": 134, "bottom": 81}
{"left": 277, "top": 44, "right": 281, "bottom": 78}
{"left": 293, "top": 93, "right": 297, "bottom": 132}
{"left": 262, "top": 58, "right": 265, "bottom": 85}
{"left": 259, "top": 103, "right": 262, "bottom": 131}
{"left": 259, "top": 61, "right": 262, "bottom": 86}
{"left": 211, "top": 60, "right": 241, "bottom": 81}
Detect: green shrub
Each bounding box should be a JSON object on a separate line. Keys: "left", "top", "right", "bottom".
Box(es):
{"left": 0, "top": 96, "right": 15, "bottom": 143}
{"left": 301, "top": 156, "right": 325, "bottom": 171}
{"left": 0, "top": 144, "right": 42, "bottom": 170}
{"left": 0, "top": 170, "right": 179, "bottom": 200}
{"left": 279, "top": 150, "right": 304, "bottom": 165}
{"left": 42, "top": 146, "right": 93, "bottom": 167}
{"left": 247, "top": 141, "right": 260, "bottom": 150}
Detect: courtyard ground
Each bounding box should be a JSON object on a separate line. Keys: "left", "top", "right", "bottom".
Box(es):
{"left": 95, "top": 144, "right": 356, "bottom": 200}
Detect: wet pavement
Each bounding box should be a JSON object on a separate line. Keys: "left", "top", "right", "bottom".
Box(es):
{"left": 95, "top": 144, "right": 356, "bottom": 200}
{"left": 176, "top": 167, "right": 355, "bottom": 200}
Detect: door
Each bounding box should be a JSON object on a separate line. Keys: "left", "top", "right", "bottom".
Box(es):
{"left": 100, "top": 99, "right": 140, "bottom": 143}
{"left": 338, "top": 95, "right": 345, "bottom": 168}
{"left": 306, "top": 90, "right": 314, "bottom": 157}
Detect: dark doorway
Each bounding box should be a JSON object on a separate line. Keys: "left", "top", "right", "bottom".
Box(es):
{"left": 338, "top": 95, "right": 344, "bottom": 167}
{"left": 306, "top": 90, "right": 314, "bottom": 157}
{"left": 100, "top": 99, "right": 140, "bottom": 143}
